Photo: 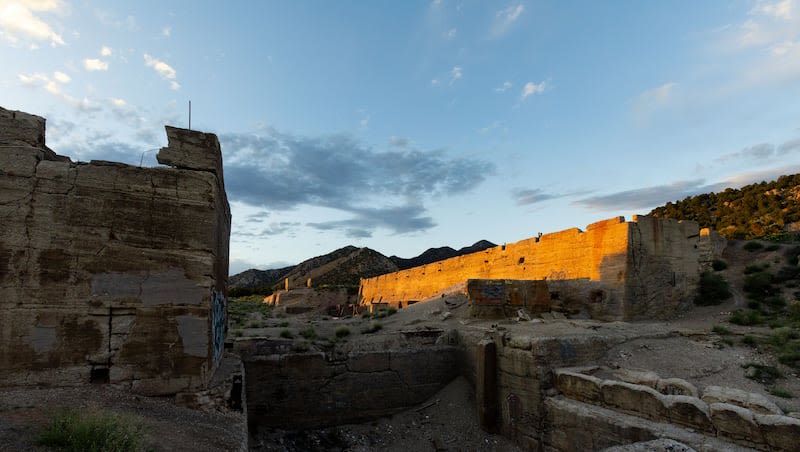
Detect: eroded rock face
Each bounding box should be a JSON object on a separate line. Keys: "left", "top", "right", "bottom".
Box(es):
{"left": 0, "top": 106, "right": 231, "bottom": 395}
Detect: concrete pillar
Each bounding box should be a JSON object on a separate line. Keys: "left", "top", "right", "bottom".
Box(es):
{"left": 477, "top": 339, "right": 498, "bottom": 432}
{"left": 284, "top": 278, "right": 289, "bottom": 291}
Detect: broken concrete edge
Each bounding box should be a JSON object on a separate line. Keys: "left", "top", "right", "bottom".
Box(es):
{"left": 157, "top": 125, "right": 225, "bottom": 184}
{"left": 553, "top": 367, "right": 799, "bottom": 448}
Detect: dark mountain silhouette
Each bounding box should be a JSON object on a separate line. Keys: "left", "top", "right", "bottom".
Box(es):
{"left": 229, "top": 240, "right": 496, "bottom": 294}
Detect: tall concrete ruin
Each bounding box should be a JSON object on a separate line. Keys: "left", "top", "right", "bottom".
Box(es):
{"left": 0, "top": 107, "right": 231, "bottom": 395}
{"left": 360, "top": 216, "right": 726, "bottom": 320}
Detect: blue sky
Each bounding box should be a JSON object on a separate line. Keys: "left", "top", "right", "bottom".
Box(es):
{"left": 2, "top": 0, "right": 800, "bottom": 274}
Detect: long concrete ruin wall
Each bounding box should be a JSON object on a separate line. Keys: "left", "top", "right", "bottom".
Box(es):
{"left": 361, "top": 216, "right": 718, "bottom": 320}
{"left": 0, "top": 107, "right": 231, "bottom": 395}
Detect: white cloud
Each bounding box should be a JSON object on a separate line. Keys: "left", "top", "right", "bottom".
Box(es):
{"left": 53, "top": 70, "right": 70, "bottom": 83}
{"left": 445, "top": 28, "right": 457, "bottom": 39}
{"left": 0, "top": 0, "right": 65, "bottom": 46}
{"left": 144, "top": 53, "right": 180, "bottom": 90}
{"left": 100, "top": 45, "right": 111, "bottom": 56}
{"left": 83, "top": 58, "right": 109, "bottom": 71}
{"left": 751, "top": 0, "right": 794, "bottom": 19}
{"left": 491, "top": 3, "right": 525, "bottom": 38}
{"left": 638, "top": 82, "right": 675, "bottom": 104}
{"left": 431, "top": 78, "right": 440, "bottom": 86}
{"left": 161, "top": 26, "right": 171, "bottom": 37}
{"left": 450, "top": 66, "right": 462, "bottom": 84}
{"left": 521, "top": 81, "right": 546, "bottom": 99}
{"left": 495, "top": 81, "right": 512, "bottom": 93}
{"left": 111, "top": 98, "right": 126, "bottom": 107}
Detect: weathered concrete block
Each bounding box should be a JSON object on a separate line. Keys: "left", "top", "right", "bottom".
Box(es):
{"left": 756, "top": 413, "right": 800, "bottom": 452}
{"left": 703, "top": 385, "right": 783, "bottom": 415}
{"left": 662, "top": 395, "right": 713, "bottom": 433}
{"left": 709, "top": 402, "right": 764, "bottom": 446}
{"left": 601, "top": 380, "right": 667, "bottom": 421}
{"left": 554, "top": 369, "right": 602, "bottom": 404}
{"left": 656, "top": 377, "right": 698, "bottom": 397}
{"left": 613, "top": 368, "right": 660, "bottom": 389}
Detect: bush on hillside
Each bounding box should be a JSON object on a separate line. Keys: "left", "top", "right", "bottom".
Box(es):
{"left": 694, "top": 272, "right": 732, "bottom": 306}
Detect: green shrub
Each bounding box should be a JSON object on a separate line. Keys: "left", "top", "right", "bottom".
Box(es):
{"left": 279, "top": 329, "right": 294, "bottom": 339}
{"left": 729, "top": 310, "right": 763, "bottom": 326}
{"left": 335, "top": 327, "right": 351, "bottom": 338}
{"left": 360, "top": 322, "right": 383, "bottom": 334}
{"left": 744, "top": 241, "right": 765, "bottom": 252}
{"left": 712, "top": 259, "right": 728, "bottom": 271}
{"left": 741, "top": 335, "right": 758, "bottom": 347}
{"left": 769, "top": 388, "right": 794, "bottom": 398}
{"left": 743, "top": 363, "right": 782, "bottom": 384}
{"left": 38, "top": 410, "right": 150, "bottom": 452}
{"left": 744, "top": 264, "right": 768, "bottom": 274}
{"left": 765, "top": 296, "right": 786, "bottom": 310}
{"left": 765, "top": 244, "right": 780, "bottom": 252}
{"left": 694, "top": 272, "right": 732, "bottom": 306}
{"left": 778, "top": 351, "right": 800, "bottom": 368}
{"left": 776, "top": 266, "right": 800, "bottom": 283}
{"left": 291, "top": 342, "right": 309, "bottom": 352}
{"left": 743, "top": 272, "right": 779, "bottom": 300}
{"left": 299, "top": 327, "right": 317, "bottom": 340}
{"left": 712, "top": 325, "right": 732, "bottom": 335}
{"left": 278, "top": 321, "right": 289, "bottom": 328}
{"left": 786, "top": 246, "right": 800, "bottom": 266}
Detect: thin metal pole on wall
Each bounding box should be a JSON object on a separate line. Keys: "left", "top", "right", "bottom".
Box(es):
{"left": 189, "top": 100, "right": 192, "bottom": 130}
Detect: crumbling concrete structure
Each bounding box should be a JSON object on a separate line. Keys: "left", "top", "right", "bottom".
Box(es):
{"left": 360, "top": 216, "right": 724, "bottom": 320}
{"left": 0, "top": 107, "right": 231, "bottom": 395}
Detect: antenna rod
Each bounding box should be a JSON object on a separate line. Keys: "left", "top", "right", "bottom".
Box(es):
{"left": 189, "top": 100, "right": 192, "bottom": 130}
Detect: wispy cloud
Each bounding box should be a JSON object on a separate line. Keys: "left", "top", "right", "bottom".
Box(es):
{"left": 0, "top": 0, "right": 65, "bottom": 47}
{"left": 100, "top": 46, "right": 112, "bottom": 56}
{"left": 445, "top": 28, "right": 457, "bottom": 39}
{"left": 388, "top": 136, "right": 410, "bottom": 148}
{"left": 512, "top": 188, "right": 561, "bottom": 206}
{"left": 161, "top": 26, "right": 171, "bottom": 37}
{"left": 574, "top": 179, "right": 723, "bottom": 211}
{"left": 261, "top": 222, "right": 301, "bottom": 237}
{"left": 495, "top": 81, "right": 512, "bottom": 93}
{"left": 143, "top": 53, "right": 180, "bottom": 90}
{"left": 450, "top": 66, "right": 462, "bottom": 84}
{"left": 632, "top": 82, "right": 677, "bottom": 120}
{"left": 219, "top": 129, "right": 494, "bottom": 236}
{"left": 53, "top": 71, "right": 70, "bottom": 83}
{"left": 521, "top": 81, "right": 545, "bottom": 99}
{"left": 751, "top": 0, "right": 794, "bottom": 20}
{"left": 490, "top": 3, "right": 525, "bottom": 38}
{"left": 574, "top": 164, "right": 800, "bottom": 211}
{"left": 715, "top": 137, "right": 800, "bottom": 164}
{"left": 83, "top": 58, "right": 109, "bottom": 71}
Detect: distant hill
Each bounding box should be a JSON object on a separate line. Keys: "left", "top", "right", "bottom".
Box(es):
{"left": 649, "top": 174, "right": 800, "bottom": 239}
{"left": 228, "top": 266, "right": 293, "bottom": 296}
{"left": 389, "top": 240, "right": 496, "bottom": 270}
{"left": 228, "top": 239, "right": 496, "bottom": 294}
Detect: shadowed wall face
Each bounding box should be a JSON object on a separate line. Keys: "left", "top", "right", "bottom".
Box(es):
{"left": 0, "top": 107, "right": 231, "bottom": 395}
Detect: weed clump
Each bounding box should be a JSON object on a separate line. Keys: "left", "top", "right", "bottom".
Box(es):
{"left": 280, "top": 329, "right": 294, "bottom": 339}
{"left": 729, "top": 310, "right": 763, "bottom": 326}
{"left": 694, "top": 272, "right": 732, "bottom": 306}
{"left": 712, "top": 325, "right": 732, "bottom": 335}
{"left": 744, "top": 241, "right": 765, "bottom": 252}
{"left": 711, "top": 259, "right": 728, "bottom": 271}
{"left": 299, "top": 327, "right": 317, "bottom": 340}
{"left": 38, "top": 410, "right": 150, "bottom": 452}
{"left": 360, "top": 322, "right": 383, "bottom": 334}
{"left": 335, "top": 327, "right": 351, "bottom": 338}
{"left": 743, "top": 363, "right": 782, "bottom": 384}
